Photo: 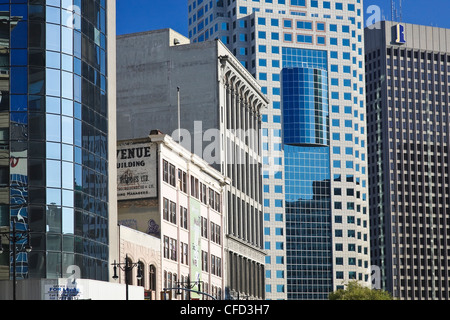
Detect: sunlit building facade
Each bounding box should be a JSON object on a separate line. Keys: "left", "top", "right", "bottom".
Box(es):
{"left": 188, "top": 0, "right": 371, "bottom": 299}
{"left": 0, "top": 0, "right": 117, "bottom": 286}
{"left": 365, "top": 21, "right": 450, "bottom": 300}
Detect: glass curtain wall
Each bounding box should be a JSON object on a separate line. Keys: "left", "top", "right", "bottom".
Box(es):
{"left": 281, "top": 48, "right": 332, "bottom": 300}
{"left": 0, "top": 0, "right": 109, "bottom": 282}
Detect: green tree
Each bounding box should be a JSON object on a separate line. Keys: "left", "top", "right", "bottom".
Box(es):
{"left": 328, "top": 281, "right": 393, "bottom": 300}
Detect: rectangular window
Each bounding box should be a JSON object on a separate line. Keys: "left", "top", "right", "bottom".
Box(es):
{"left": 296, "top": 34, "right": 312, "bottom": 44}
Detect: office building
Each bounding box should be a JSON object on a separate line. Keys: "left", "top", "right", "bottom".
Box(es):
{"left": 188, "top": 0, "right": 371, "bottom": 299}
{"left": 117, "top": 131, "right": 229, "bottom": 300}
{"left": 365, "top": 21, "right": 450, "bottom": 300}
{"left": 116, "top": 29, "right": 268, "bottom": 299}
{"left": 0, "top": 0, "right": 119, "bottom": 299}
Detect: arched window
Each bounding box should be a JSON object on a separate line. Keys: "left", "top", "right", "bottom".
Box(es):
{"left": 125, "top": 257, "right": 133, "bottom": 285}
{"left": 149, "top": 265, "right": 156, "bottom": 291}
{"left": 137, "top": 261, "right": 145, "bottom": 287}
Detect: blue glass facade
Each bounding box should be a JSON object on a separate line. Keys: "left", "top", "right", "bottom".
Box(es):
{"left": 282, "top": 48, "right": 332, "bottom": 300}
{"left": 282, "top": 67, "right": 328, "bottom": 146}
{"left": 0, "top": 0, "right": 109, "bottom": 282}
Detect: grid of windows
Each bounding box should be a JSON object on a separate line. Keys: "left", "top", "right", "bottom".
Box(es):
{"left": 0, "top": 0, "right": 109, "bottom": 282}
{"left": 281, "top": 67, "right": 329, "bottom": 146}
{"left": 284, "top": 146, "right": 332, "bottom": 300}
{"left": 281, "top": 48, "right": 332, "bottom": 300}
{"left": 367, "top": 39, "right": 450, "bottom": 300}
{"left": 187, "top": 0, "right": 368, "bottom": 300}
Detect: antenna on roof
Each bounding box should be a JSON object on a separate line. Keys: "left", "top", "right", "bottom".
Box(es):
{"left": 391, "top": 0, "right": 404, "bottom": 23}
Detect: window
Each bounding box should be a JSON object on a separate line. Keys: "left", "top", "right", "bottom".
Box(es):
{"left": 163, "top": 198, "right": 169, "bottom": 221}
{"left": 170, "top": 201, "right": 177, "bottom": 224}
{"left": 163, "top": 160, "right": 169, "bottom": 183}
{"left": 200, "top": 182, "right": 207, "bottom": 204}
{"left": 149, "top": 265, "right": 156, "bottom": 291}
{"left": 317, "top": 36, "right": 326, "bottom": 45}
{"left": 201, "top": 216, "right": 208, "bottom": 238}
{"left": 202, "top": 251, "right": 209, "bottom": 271}
{"left": 163, "top": 160, "right": 176, "bottom": 187}
{"left": 291, "top": 0, "right": 305, "bottom": 6}
{"left": 191, "top": 176, "right": 199, "bottom": 198}
{"left": 178, "top": 169, "right": 187, "bottom": 193}
{"left": 211, "top": 222, "right": 221, "bottom": 244}
{"left": 163, "top": 198, "right": 176, "bottom": 224}
{"left": 296, "top": 21, "right": 312, "bottom": 30}
{"left": 137, "top": 261, "right": 145, "bottom": 287}
{"left": 180, "top": 242, "right": 189, "bottom": 265}
{"left": 180, "top": 206, "right": 188, "bottom": 229}
{"left": 163, "top": 236, "right": 169, "bottom": 259}
{"left": 211, "top": 255, "right": 222, "bottom": 276}
{"left": 209, "top": 188, "right": 221, "bottom": 212}
{"left": 170, "top": 238, "right": 177, "bottom": 261}
{"left": 297, "top": 34, "right": 312, "bottom": 44}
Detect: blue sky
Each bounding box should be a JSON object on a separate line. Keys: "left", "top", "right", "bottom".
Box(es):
{"left": 116, "top": 0, "right": 450, "bottom": 36}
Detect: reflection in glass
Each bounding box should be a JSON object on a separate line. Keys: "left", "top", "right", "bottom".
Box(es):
{"left": 62, "top": 144, "right": 73, "bottom": 162}
{"left": 10, "top": 94, "right": 27, "bottom": 111}
{"left": 62, "top": 208, "right": 74, "bottom": 235}
{"left": 46, "top": 114, "right": 61, "bottom": 142}
{"left": 46, "top": 68, "right": 61, "bottom": 96}
{"left": 46, "top": 160, "right": 61, "bottom": 188}
{"left": 11, "top": 49, "right": 27, "bottom": 66}
{"left": 61, "top": 53, "right": 73, "bottom": 72}
{"left": 29, "top": 67, "right": 45, "bottom": 95}
{"left": 61, "top": 71, "right": 73, "bottom": 99}
{"left": 46, "top": 96, "right": 61, "bottom": 114}
{"left": 46, "top": 50, "right": 60, "bottom": 69}
{"left": 46, "top": 205, "right": 62, "bottom": 233}
{"left": 62, "top": 190, "right": 74, "bottom": 208}
{"left": 61, "top": 26, "right": 73, "bottom": 55}
{"left": 46, "top": 6, "right": 60, "bottom": 25}
{"left": 47, "top": 188, "right": 61, "bottom": 206}
{"left": 28, "top": 159, "right": 45, "bottom": 187}
{"left": 47, "top": 234, "right": 62, "bottom": 252}
{"left": 282, "top": 48, "right": 332, "bottom": 300}
{"left": 61, "top": 98, "right": 73, "bottom": 116}
{"left": 46, "top": 142, "right": 61, "bottom": 160}
{"left": 10, "top": 67, "right": 27, "bottom": 94}
{"left": 62, "top": 161, "right": 73, "bottom": 190}
{"left": 46, "top": 23, "right": 60, "bottom": 52}
{"left": 11, "top": 21, "right": 27, "bottom": 49}
{"left": 61, "top": 116, "right": 73, "bottom": 144}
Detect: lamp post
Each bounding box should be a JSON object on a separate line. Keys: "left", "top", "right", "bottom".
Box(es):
{"left": 163, "top": 278, "right": 216, "bottom": 300}
{"left": 0, "top": 219, "right": 32, "bottom": 300}
{"left": 111, "top": 254, "right": 142, "bottom": 300}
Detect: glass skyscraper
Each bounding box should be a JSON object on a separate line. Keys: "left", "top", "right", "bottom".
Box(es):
{"left": 0, "top": 0, "right": 114, "bottom": 283}
{"left": 188, "top": 0, "right": 370, "bottom": 299}
{"left": 282, "top": 49, "right": 332, "bottom": 299}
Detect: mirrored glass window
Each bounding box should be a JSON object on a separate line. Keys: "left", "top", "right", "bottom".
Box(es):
{"left": 46, "top": 23, "right": 60, "bottom": 52}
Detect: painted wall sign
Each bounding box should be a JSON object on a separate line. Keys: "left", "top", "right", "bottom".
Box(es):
{"left": 117, "top": 142, "right": 157, "bottom": 200}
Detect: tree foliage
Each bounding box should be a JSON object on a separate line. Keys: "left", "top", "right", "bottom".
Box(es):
{"left": 328, "top": 281, "right": 393, "bottom": 300}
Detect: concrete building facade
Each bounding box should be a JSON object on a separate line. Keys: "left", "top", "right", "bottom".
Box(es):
{"left": 365, "top": 21, "right": 450, "bottom": 300}
{"left": 117, "top": 132, "right": 229, "bottom": 300}
{"left": 116, "top": 29, "right": 268, "bottom": 299}
{"left": 187, "top": 0, "right": 371, "bottom": 299}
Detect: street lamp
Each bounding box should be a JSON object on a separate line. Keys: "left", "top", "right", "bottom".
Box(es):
{"left": 162, "top": 278, "right": 216, "bottom": 300}
{"left": 111, "top": 254, "right": 142, "bottom": 300}
{"left": 0, "top": 219, "right": 32, "bottom": 300}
